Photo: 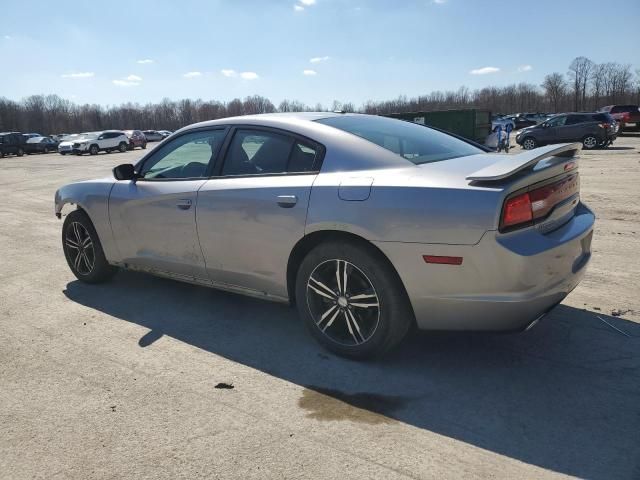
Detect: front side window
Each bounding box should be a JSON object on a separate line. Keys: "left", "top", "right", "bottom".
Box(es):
{"left": 139, "top": 129, "right": 226, "bottom": 179}
{"left": 546, "top": 115, "right": 567, "bottom": 127}
{"left": 316, "top": 115, "right": 482, "bottom": 165}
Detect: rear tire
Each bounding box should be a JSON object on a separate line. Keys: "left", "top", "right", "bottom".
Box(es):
{"left": 141, "top": 142, "right": 147, "bottom": 149}
{"left": 295, "top": 241, "right": 413, "bottom": 359}
{"left": 118, "top": 142, "right": 127, "bottom": 152}
{"left": 62, "top": 210, "right": 117, "bottom": 284}
{"left": 17, "top": 147, "right": 24, "bottom": 157}
{"left": 522, "top": 137, "right": 537, "bottom": 150}
{"left": 582, "top": 135, "right": 599, "bottom": 150}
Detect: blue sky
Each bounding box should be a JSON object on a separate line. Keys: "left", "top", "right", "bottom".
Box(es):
{"left": 1, "top": 0, "right": 638, "bottom": 107}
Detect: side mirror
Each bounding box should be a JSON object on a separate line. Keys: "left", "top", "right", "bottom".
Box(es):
{"left": 113, "top": 163, "right": 137, "bottom": 181}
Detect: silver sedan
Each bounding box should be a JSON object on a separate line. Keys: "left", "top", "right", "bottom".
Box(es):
{"left": 55, "top": 113, "right": 595, "bottom": 358}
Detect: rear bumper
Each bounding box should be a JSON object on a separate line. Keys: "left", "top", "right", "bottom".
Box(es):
{"left": 374, "top": 203, "right": 595, "bottom": 331}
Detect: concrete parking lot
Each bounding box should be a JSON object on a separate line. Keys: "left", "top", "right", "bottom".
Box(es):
{"left": 1, "top": 137, "right": 639, "bottom": 479}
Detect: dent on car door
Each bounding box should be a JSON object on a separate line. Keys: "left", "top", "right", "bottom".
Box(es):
{"left": 109, "top": 128, "right": 227, "bottom": 278}
{"left": 196, "top": 128, "right": 322, "bottom": 299}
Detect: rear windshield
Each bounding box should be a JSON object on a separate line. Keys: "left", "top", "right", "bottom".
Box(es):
{"left": 316, "top": 115, "right": 483, "bottom": 165}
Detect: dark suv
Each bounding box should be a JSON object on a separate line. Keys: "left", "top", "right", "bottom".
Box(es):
{"left": 0, "top": 132, "right": 26, "bottom": 158}
{"left": 515, "top": 112, "right": 617, "bottom": 150}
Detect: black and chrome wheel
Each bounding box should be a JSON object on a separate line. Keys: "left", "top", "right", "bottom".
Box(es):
{"left": 62, "top": 210, "right": 116, "bottom": 283}
{"left": 296, "top": 241, "right": 413, "bottom": 359}
{"left": 582, "top": 135, "right": 598, "bottom": 150}
{"left": 118, "top": 142, "right": 127, "bottom": 152}
{"left": 89, "top": 144, "right": 99, "bottom": 155}
{"left": 522, "top": 137, "right": 537, "bottom": 150}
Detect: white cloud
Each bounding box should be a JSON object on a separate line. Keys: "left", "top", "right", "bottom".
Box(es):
{"left": 303, "top": 69, "right": 317, "bottom": 76}
{"left": 183, "top": 71, "right": 202, "bottom": 78}
{"left": 112, "top": 74, "right": 142, "bottom": 86}
{"left": 240, "top": 71, "right": 259, "bottom": 80}
{"left": 300, "top": 0, "right": 316, "bottom": 4}
{"left": 3, "top": 35, "right": 11, "bottom": 40}
{"left": 61, "top": 72, "right": 95, "bottom": 79}
{"left": 310, "top": 56, "right": 330, "bottom": 63}
{"left": 470, "top": 66, "right": 500, "bottom": 75}
{"left": 113, "top": 79, "right": 140, "bottom": 87}
{"left": 433, "top": 0, "right": 447, "bottom": 4}
{"left": 518, "top": 64, "right": 533, "bottom": 72}
{"left": 136, "top": 59, "right": 154, "bottom": 64}
{"left": 221, "top": 69, "right": 237, "bottom": 77}
{"left": 294, "top": 4, "right": 304, "bottom": 11}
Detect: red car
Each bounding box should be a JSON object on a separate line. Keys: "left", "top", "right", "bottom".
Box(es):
{"left": 123, "top": 130, "right": 147, "bottom": 150}
{"left": 598, "top": 105, "right": 640, "bottom": 134}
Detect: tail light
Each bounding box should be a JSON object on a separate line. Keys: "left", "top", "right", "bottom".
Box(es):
{"left": 598, "top": 122, "right": 610, "bottom": 129}
{"left": 500, "top": 174, "right": 579, "bottom": 232}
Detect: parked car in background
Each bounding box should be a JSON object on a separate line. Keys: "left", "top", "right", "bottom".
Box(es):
{"left": 71, "top": 130, "right": 129, "bottom": 155}
{"left": 142, "top": 130, "right": 164, "bottom": 141}
{"left": 123, "top": 130, "right": 147, "bottom": 150}
{"left": 24, "top": 136, "right": 59, "bottom": 154}
{"left": 158, "top": 130, "right": 172, "bottom": 138}
{"left": 504, "top": 115, "right": 537, "bottom": 130}
{"left": 516, "top": 112, "right": 617, "bottom": 150}
{"left": 22, "top": 132, "right": 43, "bottom": 139}
{"left": 58, "top": 134, "right": 84, "bottom": 155}
{"left": 0, "top": 132, "right": 26, "bottom": 157}
{"left": 598, "top": 105, "right": 640, "bottom": 133}
{"left": 51, "top": 134, "right": 70, "bottom": 142}
{"left": 491, "top": 116, "right": 516, "bottom": 132}
{"left": 55, "top": 113, "right": 594, "bottom": 358}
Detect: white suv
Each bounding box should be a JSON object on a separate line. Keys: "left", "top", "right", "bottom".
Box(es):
{"left": 71, "top": 130, "right": 129, "bottom": 156}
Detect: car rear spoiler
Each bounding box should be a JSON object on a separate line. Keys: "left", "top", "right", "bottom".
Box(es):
{"left": 466, "top": 143, "right": 580, "bottom": 181}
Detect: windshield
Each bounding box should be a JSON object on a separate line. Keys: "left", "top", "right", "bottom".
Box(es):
{"left": 316, "top": 115, "right": 483, "bottom": 165}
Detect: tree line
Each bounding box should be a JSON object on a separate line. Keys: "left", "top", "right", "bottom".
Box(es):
{"left": 1, "top": 57, "right": 638, "bottom": 135}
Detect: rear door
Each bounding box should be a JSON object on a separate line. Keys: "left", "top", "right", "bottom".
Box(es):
{"left": 559, "top": 114, "right": 588, "bottom": 141}
{"left": 109, "top": 128, "right": 228, "bottom": 278}
{"left": 196, "top": 127, "right": 323, "bottom": 299}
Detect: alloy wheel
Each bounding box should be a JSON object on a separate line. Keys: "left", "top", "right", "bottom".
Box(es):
{"left": 523, "top": 138, "right": 536, "bottom": 150}
{"left": 65, "top": 222, "right": 95, "bottom": 275}
{"left": 306, "top": 259, "right": 380, "bottom": 346}
{"left": 583, "top": 136, "right": 597, "bottom": 149}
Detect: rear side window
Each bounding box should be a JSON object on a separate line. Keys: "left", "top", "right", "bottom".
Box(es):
{"left": 316, "top": 115, "right": 482, "bottom": 165}
{"left": 566, "top": 115, "right": 588, "bottom": 125}
{"left": 222, "top": 129, "right": 319, "bottom": 176}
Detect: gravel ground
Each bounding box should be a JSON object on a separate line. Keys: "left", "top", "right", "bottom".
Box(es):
{"left": 1, "top": 136, "right": 639, "bottom": 479}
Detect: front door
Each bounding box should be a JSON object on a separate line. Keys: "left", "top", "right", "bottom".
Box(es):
{"left": 109, "top": 128, "right": 227, "bottom": 279}
{"left": 196, "top": 127, "right": 323, "bottom": 299}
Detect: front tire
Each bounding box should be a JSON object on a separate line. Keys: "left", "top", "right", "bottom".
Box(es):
{"left": 522, "top": 137, "right": 537, "bottom": 150}
{"left": 89, "top": 144, "right": 99, "bottom": 155}
{"left": 62, "top": 210, "right": 117, "bottom": 283}
{"left": 17, "top": 147, "right": 24, "bottom": 157}
{"left": 295, "top": 241, "right": 413, "bottom": 359}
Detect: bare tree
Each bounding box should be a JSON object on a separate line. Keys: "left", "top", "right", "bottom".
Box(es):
{"left": 568, "top": 57, "right": 594, "bottom": 111}
{"left": 541, "top": 73, "right": 567, "bottom": 112}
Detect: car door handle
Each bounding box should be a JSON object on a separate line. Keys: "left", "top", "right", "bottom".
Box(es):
{"left": 276, "top": 195, "right": 298, "bottom": 208}
{"left": 177, "top": 199, "right": 192, "bottom": 210}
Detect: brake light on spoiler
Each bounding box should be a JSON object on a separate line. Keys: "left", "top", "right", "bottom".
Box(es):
{"left": 500, "top": 173, "right": 579, "bottom": 232}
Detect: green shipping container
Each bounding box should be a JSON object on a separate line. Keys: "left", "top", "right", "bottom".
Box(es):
{"left": 384, "top": 109, "right": 491, "bottom": 144}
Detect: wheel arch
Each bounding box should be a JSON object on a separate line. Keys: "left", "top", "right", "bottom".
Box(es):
{"left": 286, "top": 230, "right": 412, "bottom": 313}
